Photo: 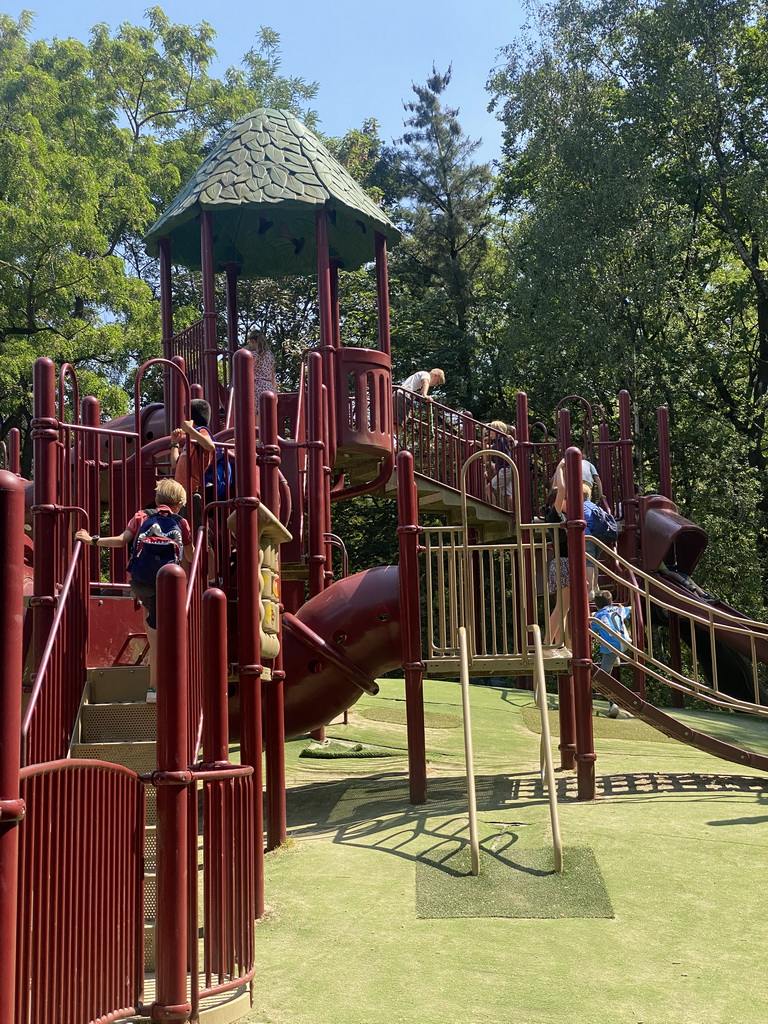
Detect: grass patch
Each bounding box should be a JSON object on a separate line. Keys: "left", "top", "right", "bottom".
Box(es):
{"left": 358, "top": 703, "right": 461, "bottom": 729}
{"left": 415, "top": 845, "right": 614, "bottom": 920}
{"left": 299, "top": 742, "right": 395, "bottom": 759}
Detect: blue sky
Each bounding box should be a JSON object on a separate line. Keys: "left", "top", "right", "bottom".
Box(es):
{"left": 19, "top": 0, "right": 525, "bottom": 162}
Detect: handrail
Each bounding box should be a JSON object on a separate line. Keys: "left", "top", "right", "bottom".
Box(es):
{"left": 457, "top": 626, "right": 480, "bottom": 876}
{"left": 587, "top": 535, "right": 768, "bottom": 714}
{"left": 529, "top": 624, "right": 564, "bottom": 872}
{"left": 324, "top": 532, "right": 349, "bottom": 578}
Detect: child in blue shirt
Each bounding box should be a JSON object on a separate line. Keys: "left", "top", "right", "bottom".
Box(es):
{"left": 592, "top": 590, "right": 631, "bottom": 718}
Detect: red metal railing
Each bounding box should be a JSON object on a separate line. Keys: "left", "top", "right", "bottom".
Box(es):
{"left": 185, "top": 530, "right": 207, "bottom": 764}
{"left": 16, "top": 760, "right": 145, "bottom": 1024}
{"left": 196, "top": 769, "right": 256, "bottom": 1007}
{"left": 337, "top": 347, "right": 393, "bottom": 446}
{"left": 22, "top": 532, "right": 89, "bottom": 766}
{"left": 394, "top": 391, "right": 519, "bottom": 514}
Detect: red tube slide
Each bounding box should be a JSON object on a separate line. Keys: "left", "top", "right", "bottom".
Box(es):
{"left": 281, "top": 565, "right": 402, "bottom": 738}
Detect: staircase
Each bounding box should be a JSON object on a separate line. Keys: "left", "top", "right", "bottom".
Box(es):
{"left": 72, "top": 664, "right": 159, "bottom": 975}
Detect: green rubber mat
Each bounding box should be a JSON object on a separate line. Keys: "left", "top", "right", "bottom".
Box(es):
{"left": 415, "top": 845, "right": 614, "bottom": 919}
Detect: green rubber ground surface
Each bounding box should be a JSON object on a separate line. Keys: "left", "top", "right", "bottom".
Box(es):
{"left": 242, "top": 680, "right": 768, "bottom": 1024}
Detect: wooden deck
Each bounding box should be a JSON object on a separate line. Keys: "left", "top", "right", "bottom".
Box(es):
{"left": 424, "top": 648, "right": 573, "bottom": 677}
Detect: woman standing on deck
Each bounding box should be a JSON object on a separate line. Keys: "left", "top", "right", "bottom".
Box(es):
{"left": 243, "top": 328, "right": 276, "bottom": 410}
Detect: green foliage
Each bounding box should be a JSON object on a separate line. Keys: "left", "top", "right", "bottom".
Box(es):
{"left": 489, "top": 0, "right": 768, "bottom": 605}
{"left": 0, "top": 10, "right": 317, "bottom": 468}
{"left": 381, "top": 67, "right": 498, "bottom": 415}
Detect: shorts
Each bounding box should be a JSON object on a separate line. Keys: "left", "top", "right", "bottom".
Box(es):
{"left": 130, "top": 580, "right": 157, "bottom": 630}
{"left": 601, "top": 651, "right": 619, "bottom": 674}
{"left": 585, "top": 539, "right": 599, "bottom": 561}
{"left": 548, "top": 557, "right": 569, "bottom": 595}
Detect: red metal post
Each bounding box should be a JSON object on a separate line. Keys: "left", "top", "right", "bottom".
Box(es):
{"left": 558, "top": 407, "right": 571, "bottom": 462}
{"left": 152, "top": 563, "right": 192, "bottom": 1023}
{"left": 0, "top": 472, "right": 25, "bottom": 1024}
{"left": 200, "top": 211, "right": 221, "bottom": 433}
{"left": 514, "top": 392, "right": 536, "bottom": 689}
{"left": 656, "top": 405, "right": 683, "bottom": 704}
{"left": 316, "top": 210, "right": 337, "bottom": 467}
{"left": 31, "top": 358, "right": 58, "bottom": 673}
{"left": 397, "top": 451, "right": 427, "bottom": 804}
{"left": 233, "top": 348, "right": 265, "bottom": 917}
{"left": 159, "top": 237, "right": 174, "bottom": 435}
{"left": 8, "top": 427, "right": 21, "bottom": 475}
{"left": 82, "top": 397, "right": 101, "bottom": 584}
{"left": 202, "top": 589, "right": 229, "bottom": 764}
{"left": 557, "top": 673, "right": 576, "bottom": 770}
{"left": 307, "top": 353, "right": 326, "bottom": 599}
{"left": 515, "top": 392, "right": 532, "bottom": 522}
{"left": 657, "top": 405, "right": 672, "bottom": 499}
{"left": 375, "top": 232, "right": 392, "bottom": 357}
{"left": 618, "top": 390, "right": 638, "bottom": 565}
{"left": 565, "top": 446, "right": 596, "bottom": 800}
{"left": 598, "top": 420, "right": 613, "bottom": 510}
{"left": 260, "top": 391, "right": 287, "bottom": 849}
{"left": 225, "top": 262, "right": 241, "bottom": 359}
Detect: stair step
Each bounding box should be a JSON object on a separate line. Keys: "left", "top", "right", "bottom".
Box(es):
{"left": 88, "top": 666, "right": 150, "bottom": 703}
{"left": 81, "top": 702, "right": 156, "bottom": 742}
{"left": 71, "top": 739, "right": 156, "bottom": 773}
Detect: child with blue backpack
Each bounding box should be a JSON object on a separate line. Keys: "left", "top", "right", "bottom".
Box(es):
{"left": 76, "top": 478, "right": 194, "bottom": 702}
{"left": 592, "top": 590, "right": 631, "bottom": 717}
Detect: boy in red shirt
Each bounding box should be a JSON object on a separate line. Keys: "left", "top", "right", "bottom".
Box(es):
{"left": 76, "top": 478, "right": 194, "bottom": 701}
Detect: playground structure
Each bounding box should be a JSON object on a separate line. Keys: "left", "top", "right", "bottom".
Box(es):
{"left": 2, "top": 107, "right": 768, "bottom": 1024}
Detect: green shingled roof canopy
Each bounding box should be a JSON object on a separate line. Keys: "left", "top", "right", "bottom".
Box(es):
{"left": 144, "top": 108, "right": 400, "bottom": 278}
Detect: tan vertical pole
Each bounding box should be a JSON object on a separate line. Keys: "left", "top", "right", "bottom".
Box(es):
{"left": 458, "top": 627, "right": 480, "bottom": 876}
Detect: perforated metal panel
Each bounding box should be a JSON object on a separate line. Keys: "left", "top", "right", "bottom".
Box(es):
{"left": 81, "top": 702, "right": 157, "bottom": 742}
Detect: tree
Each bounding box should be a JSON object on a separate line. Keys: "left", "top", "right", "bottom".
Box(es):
{"left": 0, "top": 10, "right": 317, "bottom": 469}
{"left": 489, "top": 0, "right": 768, "bottom": 603}
{"left": 383, "top": 67, "right": 497, "bottom": 414}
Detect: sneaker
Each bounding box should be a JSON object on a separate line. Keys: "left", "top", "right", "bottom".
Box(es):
{"left": 607, "top": 702, "right": 620, "bottom": 718}
{"left": 145, "top": 687, "right": 157, "bottom": 703}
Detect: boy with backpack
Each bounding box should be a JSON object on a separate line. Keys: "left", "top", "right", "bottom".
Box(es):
{"left": 592, "top": 590, "right": 632, "bottom": 718}
{"left": 76, "top": 478, "right": 194, "bottom": 702}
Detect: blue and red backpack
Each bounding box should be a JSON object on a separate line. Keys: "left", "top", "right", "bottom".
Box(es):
{"left": 128, "top": 509, "right": 184, "bottom": 584}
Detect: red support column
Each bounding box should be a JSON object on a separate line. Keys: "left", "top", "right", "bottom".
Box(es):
{"left": 375, "top": 232, "right": 392, "bottom": 357}
{"left": 200, "top": 211, "right": 220, "bottom": 433}
{"left": 260, "top": 391, "right": 287, "bottom": 850}
{"left": 8, "top": 427, "right": 20, "bottom": 475}
{"left": 557, "top": 673, "right": 576, "bottom": 770}
{"left": 657, "top": 405, "right": 672, "bottom": 499}
{"left": 31, "top": 357, "right": 58, "bottom": 672}
{"left": 0, "top": 472, "right": 25, "bottom": 1024}
{"left": 598, "top": 420, "right": 613, "bottom": 510}
{"left": 307, "top": 353, "right": 326, "bottom": 599}
{"left": 397, "top": 451, "right": 427, "bottom": 805}
{"left": 558, "top": 407, "right": 571, "bottom": 460}
{"left": 618, "top": 390, "right": 638, "bottom": 565}
{"left": 656, "top": 405, "right": 684, "bottom": 704}
{"left": 565, "top": 447, "right": 596, "bottom": 800}
{"left": 233, "top": 348, "right": 264, "bottom": 917}
{"left": 316, "top": 211, "right": 337, "bottom": 468}
{"left": 82, "top": 397, "right": 101, "bottom": 584}
{"left": 202, "top": 589, "right": 229, "bottom": 764}
{"left": 515, "top": 392, "right": 535, "bottom": 690}
{"left": 159, "top": 237, "right": 174, "bottom": 435}
{"left": 225, "top": 262, "right": 241, "bottom": 360}
{"left": 152, "top": 563, "right": 192, "bottom": 1024}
